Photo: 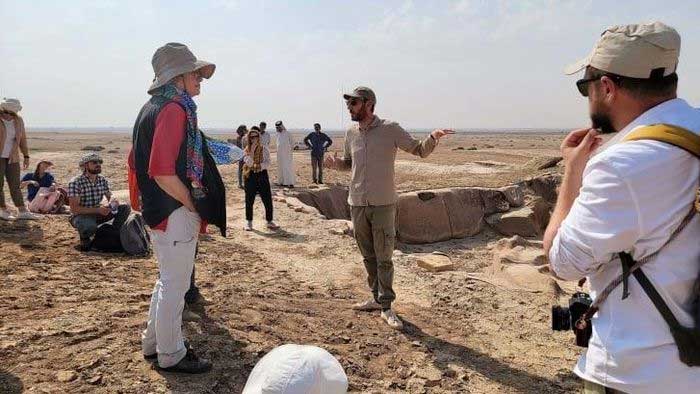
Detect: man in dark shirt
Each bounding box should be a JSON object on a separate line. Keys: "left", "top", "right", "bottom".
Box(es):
{"left": 303, "top": 123, "right": 333, "bottom": 184}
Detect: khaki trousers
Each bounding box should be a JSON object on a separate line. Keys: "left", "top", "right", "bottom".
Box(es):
{"left": 0, "top": 158, "right": 24, "bottom": 208}
{"left": 141, "top": 207, "right": 200, "bottom": 368}
{"left": 350, "top": 204, "right": 396, "bottom": 308}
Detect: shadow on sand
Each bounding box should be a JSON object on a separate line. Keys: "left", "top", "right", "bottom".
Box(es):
{"left": 401, "top": 318, "right": 572, "bottom": 393}
{"left": 0, "top": 370, "right": 23, "bottom": 394}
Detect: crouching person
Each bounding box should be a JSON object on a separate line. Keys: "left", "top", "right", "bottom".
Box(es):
{"left": 68, "top": 153, "right": 130, "bottom": 251}
{"left": 135, "top": 43, "right": 227, "bottom": 374}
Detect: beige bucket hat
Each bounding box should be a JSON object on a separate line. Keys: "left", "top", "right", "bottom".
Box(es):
{"left": 0, "top": 98, "right": 22, "bottom": 114}
{"left": 565, "top": 21, "right": 680, "bottom": 79}
{"left": 148, "top": 42, "right": 216, "bottom": 94}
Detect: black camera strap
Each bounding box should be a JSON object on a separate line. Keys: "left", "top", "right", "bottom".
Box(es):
{"left": 619, "top": 252, "right": 683, "bottom": 331}
{"left": 580, "top": 205, "right": 696, "bottom": 324}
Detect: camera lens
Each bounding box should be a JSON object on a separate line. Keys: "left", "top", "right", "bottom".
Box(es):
{"left": 551, "top": 305, "right": 571, "bottom": 331}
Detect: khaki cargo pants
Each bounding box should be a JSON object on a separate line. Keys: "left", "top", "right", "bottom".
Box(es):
{"left": 350, "top": 204, "right": 396, "bottom": 309}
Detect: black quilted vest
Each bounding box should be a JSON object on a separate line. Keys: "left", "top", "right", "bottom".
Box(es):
{"left": 132, "top": 96, "right": 227, "bottom": 236}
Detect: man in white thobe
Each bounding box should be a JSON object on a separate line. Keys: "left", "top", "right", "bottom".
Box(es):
{"left": 275, "top": 121, "right": 296, "bottom": 187}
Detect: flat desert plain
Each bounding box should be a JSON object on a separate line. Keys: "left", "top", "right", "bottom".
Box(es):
{"left": 1, "top": 130, "right": 590, "bottom": 393}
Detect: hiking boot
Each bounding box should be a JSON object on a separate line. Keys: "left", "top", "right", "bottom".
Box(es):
{"left": 244, "top": 221, "right": 253, "bottom": 231}
{"left": 78, "top": 238, "right": 92, "bottom": 252}
{"left": 182, "top": 309, "right": 201, "bottom": 322}
{"left": 158, "top": 348, "right": 212, "bottom": 374}
{"left": 352, "top": 299, "right": 382, "bottom": 311}
{"left": 144, "top": 340, "right": 190, "bottom": 360}
{"left": 0, "top": 209, "right": 16, "bottom": 221}
{"left": 381, "top": 309, "right": 404, "bottom": 330}
{"left": 266, "top": 221, "right": 280, "bottom": 230}
{"left": 186, "top": 292, "right": 212, "bottom": 306}
{"left": 16, "top": 211, "right": 42, "bottom": 220}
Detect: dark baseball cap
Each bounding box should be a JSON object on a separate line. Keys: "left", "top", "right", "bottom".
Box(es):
{"left": 343, "top": 86, "right": 376, "bottom": 103}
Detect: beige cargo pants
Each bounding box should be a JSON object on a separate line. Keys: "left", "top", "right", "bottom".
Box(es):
{"left": 350, "top": 204, "right": 396, "bottom": 309}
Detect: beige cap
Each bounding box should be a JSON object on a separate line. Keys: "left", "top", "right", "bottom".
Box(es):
{"left": 565, "top": 21, "right": 680, "bottom": 79}
{"left": 343, "top": 86, "right": 376, "bottom": 103}
{"left": 148, "top": 43, "right": 215, "bottom": 94}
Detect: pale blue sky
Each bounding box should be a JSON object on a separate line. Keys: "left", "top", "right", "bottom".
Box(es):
{"left": 2, "top": 0, "right": 699, "bottom": 130}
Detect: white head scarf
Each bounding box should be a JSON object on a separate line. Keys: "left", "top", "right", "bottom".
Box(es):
{"left": 0, "top": 98, "right": 22, "bottom": 114}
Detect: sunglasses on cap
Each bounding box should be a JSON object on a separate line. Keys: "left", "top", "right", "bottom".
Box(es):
{"left": 575, "top": 73, "right": 622, "bottom": 97}
{"left": 345, "top": 98, "right": 365, "bottom": 106}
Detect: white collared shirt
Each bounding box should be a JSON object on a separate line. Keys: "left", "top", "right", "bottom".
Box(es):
{"left": 550, "top": 98, "right": 700, "bottom": 393}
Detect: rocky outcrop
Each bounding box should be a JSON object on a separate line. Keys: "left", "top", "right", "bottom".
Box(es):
{"left": 485, "top": 207, "right": 539, "bottom": 237}
{"left": 291, "top": 186, "right": 350, "bottom": 220}
{"left": 283, "top": 175, "right": 560, "bottom": 244}
{"left": 520, "top": 174, "right": 561, "bottom": 203}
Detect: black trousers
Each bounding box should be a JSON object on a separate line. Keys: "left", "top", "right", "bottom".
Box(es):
{"left": 245, "top": 170, "right": 273, "bottom": 222}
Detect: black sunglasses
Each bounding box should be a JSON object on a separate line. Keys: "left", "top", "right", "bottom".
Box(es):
{"left": 89, "top": 160, "right": 103, "bottom": 165}
{"left": 576, "top": 74, "right": 622, "bottom": 97}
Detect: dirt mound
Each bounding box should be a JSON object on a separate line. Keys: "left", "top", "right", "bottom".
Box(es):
{"left": 473, "top": 235, "right": 575, "bottom": 295}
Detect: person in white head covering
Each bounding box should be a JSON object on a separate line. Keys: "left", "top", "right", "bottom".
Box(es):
{"left": 243, "top": 344, "right": 348, "bottom": 394}
{"left": 0, "top": 98, "right": 41, "bottom": 221}
{"left": 274, "top": 121, "right": 296, "bottom": 187}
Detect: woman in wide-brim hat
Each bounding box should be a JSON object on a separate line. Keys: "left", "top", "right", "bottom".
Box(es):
{"left": 133, "top": 42, "right": 225, "bottom": 375}
{"left": 0, "top": 98, "right": 41, "bottom": 220}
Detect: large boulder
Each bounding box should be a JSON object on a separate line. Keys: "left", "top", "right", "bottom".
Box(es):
{"left": 498, "top": 185, "right": 524, "bottom": 207}
{"left": 486, "top": 206, "right": 538, "bottom": 237}
{"left": 474, "top": 188, "right": 510, "bottom": 214}
{"left": 396, "top": 191, "right": 452, "bottom": 244}
{"left": 521, "top": 174, "right": 561, "bottom": 203}
{"left": 442, "top": 189, "right": 485, "bottom": 238}
{"left": 291, "top": 186, "right": 349, "bottom": 219}
{"left": 396, "top": 188, "right": 489, "bottom": 244}
{"left": 528, "top": 197, "right": 553, "bottom": 235}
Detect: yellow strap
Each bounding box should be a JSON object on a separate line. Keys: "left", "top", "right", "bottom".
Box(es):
{"left": 622, "top": 123, "right": 700, "bottom": 158}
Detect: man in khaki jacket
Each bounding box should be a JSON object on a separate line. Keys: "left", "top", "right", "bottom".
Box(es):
{"left": 0, "top": 98, "right": 41, "bottom": 221}
{"left": 326, "top": 86, "right": 453, "bottom": 329}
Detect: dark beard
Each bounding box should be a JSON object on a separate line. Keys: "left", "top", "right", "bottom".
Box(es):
{"left": 590, "top": 112, "right": 617, "bottom": 134}
{"left": 87, "top": 168, "right": 102, "bottom": 175}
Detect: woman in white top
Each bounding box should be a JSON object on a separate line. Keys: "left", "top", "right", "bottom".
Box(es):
{"left": 0, "top": 98, "right": 41, "bottom": 220}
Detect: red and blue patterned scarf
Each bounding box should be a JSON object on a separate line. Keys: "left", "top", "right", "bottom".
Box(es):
{"left": 152, "top": 83, "right": 205, "bottom": 189}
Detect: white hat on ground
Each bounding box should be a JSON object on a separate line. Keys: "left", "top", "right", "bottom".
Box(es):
{"left": 242, "top": 344, "right": 348, "bottom": 394}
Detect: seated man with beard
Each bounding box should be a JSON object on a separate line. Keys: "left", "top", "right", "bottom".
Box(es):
{"left": 68, "top": 153, "right": 130, "bottom": 251}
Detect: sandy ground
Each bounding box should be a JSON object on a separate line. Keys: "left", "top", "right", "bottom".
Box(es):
{"left": 0, "top": 130, "right": 586, "bottom": 394}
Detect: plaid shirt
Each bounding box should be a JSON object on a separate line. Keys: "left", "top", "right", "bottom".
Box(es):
{"left": 67, "top": 173, "right": 110, "bottom": 208}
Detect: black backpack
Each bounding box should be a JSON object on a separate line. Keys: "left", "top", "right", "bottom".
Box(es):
{"left": 91, "top": 223, "right": 124, "bottom": 253}
{"left": 119, "top": 213, "right": 151, "bottom": 256}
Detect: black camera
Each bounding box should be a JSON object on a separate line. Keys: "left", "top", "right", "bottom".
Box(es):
{"left": 552, "top": 292, "right": 593, "bottom": 347}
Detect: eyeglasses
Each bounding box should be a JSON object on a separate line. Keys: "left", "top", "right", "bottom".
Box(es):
{"left": 576, "top": 74, "right": 622, "bottom": 97}
{"left": 346, "top": 98, "right": 364, "bottom": 107}
{"left": 89, "top": 160, "right": 103, "bottom": 165}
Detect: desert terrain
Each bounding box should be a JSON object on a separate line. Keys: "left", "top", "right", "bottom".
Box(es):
{"left": 0, "top": 129, "right": 588, "bottom": 394}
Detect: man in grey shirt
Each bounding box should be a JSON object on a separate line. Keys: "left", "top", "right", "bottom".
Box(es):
{"left": 326, "top": 86, "right": 453, "bottom": 329}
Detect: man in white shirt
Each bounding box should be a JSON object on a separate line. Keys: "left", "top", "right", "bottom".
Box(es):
{"left": 544, "top": 22, "right": 700, "bottom": 393}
